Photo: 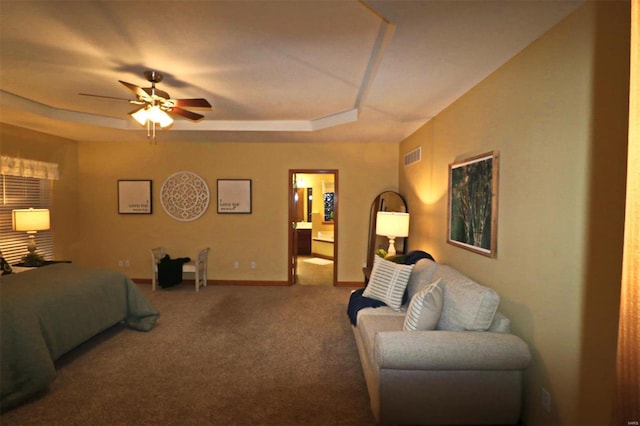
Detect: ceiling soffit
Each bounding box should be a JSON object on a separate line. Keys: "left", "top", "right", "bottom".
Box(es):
{"left": 0, "top": 1, "right": 393, "bottom": 136}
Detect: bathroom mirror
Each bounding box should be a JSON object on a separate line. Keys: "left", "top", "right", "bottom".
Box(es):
{"left": 365, "top": 191, "right": 408, "bottom": 280}
{"left": 306, "top": 188, "right": 313, "bottom": 222}
{"left": 294, "top": 188, "right": 313, "bottom": 223}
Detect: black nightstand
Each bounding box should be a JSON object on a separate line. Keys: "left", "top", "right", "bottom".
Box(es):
{"left": 13, "top": 260, "right": 72, "bottom": 268}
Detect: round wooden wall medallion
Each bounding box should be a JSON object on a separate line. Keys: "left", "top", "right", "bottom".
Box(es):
{"left": 160, "top": 171, "right": 210, "bottom": 221}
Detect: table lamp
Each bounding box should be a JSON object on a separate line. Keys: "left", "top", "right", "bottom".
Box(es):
{"left": 12, "top": 208, "right": 50, "bottom": 265}
{"left": 376, "top": 211, "right": 409, "bottom": 256}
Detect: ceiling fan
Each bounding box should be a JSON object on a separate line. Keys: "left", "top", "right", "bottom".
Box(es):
{"left": 80, "top": 70, "right": 212, "bottom": 139}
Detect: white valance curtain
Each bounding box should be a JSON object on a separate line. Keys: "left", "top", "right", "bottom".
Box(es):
{"left": 1, "top": 156, "right": 59, "bottom": 180}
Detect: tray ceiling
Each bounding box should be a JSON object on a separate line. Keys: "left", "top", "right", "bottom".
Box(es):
{"left": 0, "top": 1, "right": 583, "bottom": 143}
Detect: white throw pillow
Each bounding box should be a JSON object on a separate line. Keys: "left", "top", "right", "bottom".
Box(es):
{"left": 403, "top": 279, "right": 443, "bottom": 331}
{"left": 363, "top": 256, "right": 414, "bottom": 311}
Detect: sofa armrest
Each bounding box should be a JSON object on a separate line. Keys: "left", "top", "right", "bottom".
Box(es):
{"left": 374, "top": 330, "right": 531, "bottom": 371}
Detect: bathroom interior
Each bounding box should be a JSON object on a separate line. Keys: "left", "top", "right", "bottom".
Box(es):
{"left": 294, "top": 173, "right": 334, "bottom": 286}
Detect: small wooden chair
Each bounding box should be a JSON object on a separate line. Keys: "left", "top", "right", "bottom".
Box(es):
{"left": 151, "top": 247, "right": 167, "bottom": 291}
{"left": 191, "top": 247, "right": 210, "bottom": 292}
{"left": 151, "top": 247, "right": 210, "bottom": 291}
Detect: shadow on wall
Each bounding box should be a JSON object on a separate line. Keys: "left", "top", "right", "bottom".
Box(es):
{"left": 578, "top": 2, "right": 629, "bottom": 425}
{"left": 499, "top": 299, "right": 556, "bottom": 423}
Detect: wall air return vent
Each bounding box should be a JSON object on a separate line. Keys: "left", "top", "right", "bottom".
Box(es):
{"left": 404, "top": 147, "right": 422, "bottom": 166}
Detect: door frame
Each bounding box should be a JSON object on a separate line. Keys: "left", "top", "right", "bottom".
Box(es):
{"left": 288, "top": 169, "right": 338, "bottom": 286}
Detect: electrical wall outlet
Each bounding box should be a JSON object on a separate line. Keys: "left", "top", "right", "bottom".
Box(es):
{"left": 118, "top": 260, "right": 124, "bottom": 267}
{"left": 250, "top": 261, "right": 256, "bottom": 269}
{"left": 541, "top": 388, "right": 551, "bottom": 413}
{"left": 233, "top": 261, "right": 239, "bottom": 269}
{"left": 124, "top": 259, "right": 130, "bottom": 268}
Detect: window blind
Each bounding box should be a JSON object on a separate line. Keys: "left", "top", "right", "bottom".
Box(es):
{"left": 0, "top": 175, "right": 54, "bottom": 264}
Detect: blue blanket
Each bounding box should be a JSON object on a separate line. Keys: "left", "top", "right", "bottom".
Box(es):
{"left": 347, "top": 288, "right": 386, "bottom": 325}
{"left": 347, "top": 250, "right": 435, "bottom": 325}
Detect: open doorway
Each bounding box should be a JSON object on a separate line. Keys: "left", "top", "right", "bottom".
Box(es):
{"left": 288, "top": 170, "right": 338, "bottom": 286}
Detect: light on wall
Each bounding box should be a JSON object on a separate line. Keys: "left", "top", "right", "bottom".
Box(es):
{"left": 376, "top": 211, "right": 410, "bottom": 256}
{"left": 12, "top": 208, "right": 50, "bottom": 263}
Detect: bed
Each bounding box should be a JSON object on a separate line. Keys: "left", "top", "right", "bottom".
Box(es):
{"left": 0, "top": 263, "right": 159, "bottom": 411}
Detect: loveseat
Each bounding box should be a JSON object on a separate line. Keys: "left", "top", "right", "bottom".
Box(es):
{"left": 350, "top": 256, "right": 531, "bottom": 425}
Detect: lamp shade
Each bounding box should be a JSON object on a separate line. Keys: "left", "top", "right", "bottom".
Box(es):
{"left": 376, "top": 212, "right": 409, "bottom": 237}
{"left": 12, "top": 208, "right": 50, "bottom": 232}
{"left": 130, "top": 106, "right": 174, "bottom": 128}
{"left": 148, "top": 106, "right": 174, "bottom": 128}
{"left": 130, "top": 107, "right": 149, "bottom": 126}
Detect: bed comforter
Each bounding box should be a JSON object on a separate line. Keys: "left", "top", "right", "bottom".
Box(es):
{"left": 0, "top": 263, "right": 159, "bottom": 411}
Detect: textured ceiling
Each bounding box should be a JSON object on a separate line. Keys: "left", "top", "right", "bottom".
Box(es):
{"left": 0, "top": 0, "right": 583, "bottom": 143}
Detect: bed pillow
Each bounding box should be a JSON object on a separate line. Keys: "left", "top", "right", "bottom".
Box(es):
{"left": 363, "top": 256, "right": 414, "bottom": 311}
{"left": 403, "top": 279, "right": 443, "bottom": 331}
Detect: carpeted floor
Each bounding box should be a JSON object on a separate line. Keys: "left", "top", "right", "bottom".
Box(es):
{"left": 1, "top": 284, "right": 374, "bottom": 426}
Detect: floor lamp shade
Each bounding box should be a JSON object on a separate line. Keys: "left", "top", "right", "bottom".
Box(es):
{"left": 376, "top": 212, "right": 409, "bottom": 256}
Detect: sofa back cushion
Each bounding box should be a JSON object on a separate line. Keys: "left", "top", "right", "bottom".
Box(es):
{"left": 489, "top": 311, "right": 511, "bottom": 333}
{"left": 433, "top": 265, "right": 500, "bottom": 331}
{"left": 405, "top": 258, "right": 438, "bottom": 301}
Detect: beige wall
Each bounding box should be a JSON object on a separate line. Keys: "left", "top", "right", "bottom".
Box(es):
{"left": 2, "top": 2, "right": 630, "bottom": 423}
{"left": 399, "top": 3, "right": 629, "bottom": 425}
{"left": 5, "top": 135, "right": 397, "bottom": 284}
{"left": 1, "top": 123, "right": 80, "bottom": 261}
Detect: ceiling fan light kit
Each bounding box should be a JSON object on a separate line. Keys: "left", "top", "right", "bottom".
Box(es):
{"left": 130, "top": 106, "right": 174, "bottom": 128}
{"left": 81, "top": 70, "right": 212, "bottom": 141}
{"left": 130, "top": 105, "right": 175, "bottom": 141}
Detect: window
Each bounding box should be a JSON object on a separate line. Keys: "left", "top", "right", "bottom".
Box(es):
{"left": 0, "top": 175, "right": 54, "bottom": 264}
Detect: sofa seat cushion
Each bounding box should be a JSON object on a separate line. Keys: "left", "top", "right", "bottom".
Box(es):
{"left": 363, "top": 256, "right": 414, "bottom": 311}
{"left": 347, "top": 288, "right": 387, "bottom": 326}
{"left": 433, "top": 265, "right": 500, "bottom": 331}
{"left": 357, "top": 305, "right": 407, "bottom": 318}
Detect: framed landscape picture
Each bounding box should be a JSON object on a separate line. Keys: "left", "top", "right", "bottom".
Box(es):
{"left": 447, "top": 151, "right": 499, "bottom": 257}
{"left": 118, "top": 180, "right": 152, "bottom": 214}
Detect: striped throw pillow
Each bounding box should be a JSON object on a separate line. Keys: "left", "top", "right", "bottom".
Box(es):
{"left": 403, "top": 279, "right": 443, "bottom": 331}
{"left": 363, "top": 256, "right": 414, "bottom": 311}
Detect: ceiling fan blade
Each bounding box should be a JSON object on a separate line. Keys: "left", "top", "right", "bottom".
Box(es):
{"left": 172, "top": 98, "right": 212, "bottom": 108}
{"left": 169, "top": 107, "right": 205, "bottom": 121}
{"left": 128, "top": 106, "right": 145, "bottom": 115}
{"left": 79, "top": 93, "right": 141, "bottom": 103}
{"left": 155, "top": 89, "right": 171, "bottom": 99}
{"left": 119, "top": 80, "right": 151, "bottom": 101}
